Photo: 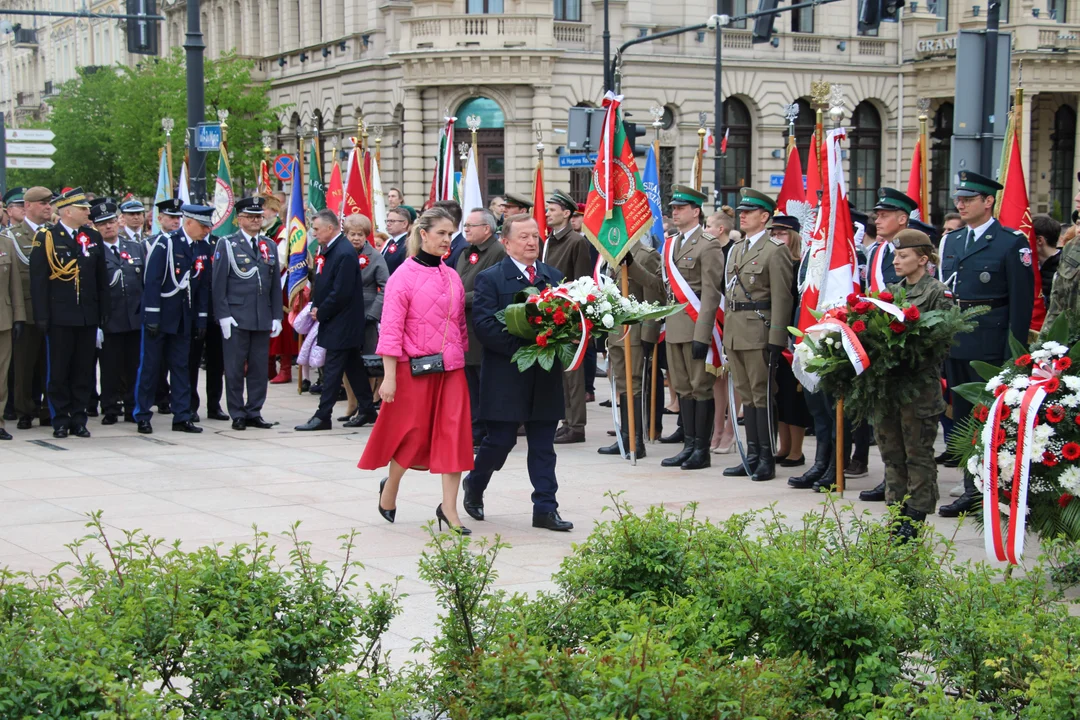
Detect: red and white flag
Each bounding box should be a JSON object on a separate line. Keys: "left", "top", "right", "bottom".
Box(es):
{"left": 704, "top": 127, "right": 715, "bottom": 151}
{"left": 719, "top": 128, "right": 729, "bottom": 155}
{"left": 533, "top": 154, "right": 548, "bottom": 244}
{"left": 998, "top": 118, "right": 1044, "bottom": 330}
{"left": 905, "top": 137, "right": 925, "bottom": 220}
{"left": 342, "top": 145, "right": 372, "bottom": 223}
{"left": 777, "top": 138, "right": 813, "bottom": 249}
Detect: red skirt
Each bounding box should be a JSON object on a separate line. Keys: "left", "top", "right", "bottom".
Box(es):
{"left": 358, "top": 364, "right": 474, "bottom": 474}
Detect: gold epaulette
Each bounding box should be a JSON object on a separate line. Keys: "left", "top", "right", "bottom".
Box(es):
{"left": 43, "top": 228, "right": 81, "bottom": 301}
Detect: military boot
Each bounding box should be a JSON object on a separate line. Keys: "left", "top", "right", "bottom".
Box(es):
{"left": 682, "top": 398, "right": 713, "bottom": 470}
{"left": 662, "top": 398, "right": 695, "bottom": 467}
{"left": 724, "top": 407, "right": 759, "bottom": 476}
{"left": 789, "top": 435, "right": 830, "bottom": 489}
{"left": 598, "top": 394, "right": 629, "bottom": 456}
{"left": 751, "top": 407, "right": 776, "bottom": 481}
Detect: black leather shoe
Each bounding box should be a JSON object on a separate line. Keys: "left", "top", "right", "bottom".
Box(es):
{"left": 859, "top": 481, "right": 886, "bottom": 502}
{"left": 436, "top": 503, "right": 472, "bottom": 535}
{"left": 533, "top": 511, "right": 573, "bottom": 532}
{"left": 191, "top": 411, "right": 200, "bottom": 423}
{"left": 172, "top": 421, "right": 203, "bottom": 433}
{"left": 308, "top": 382, "right": 323, "bottom": 395}
{"left": 2, "top": 410, "right": 15, "bottom": 421}
{"left": 17, "top": 416, "right": 33, "bottom": 430}
{"left": 101, "top": 414, "right": 118, "bottom": 425}
{"left": 337, "top": 414, "right": 355, "bottom": 422}
{"left": 724, "top": 407, "right": 760, "bottom": 477}
{"left": 53, "top": 426, "right": 69, "bottom": 439}
{"left": 343, "top": 410, "right": 377, "bottom": 428}
{"left": 137, "top": 420, "right": 153, "bottom": 434}
{"left": 232, "top": 418, "right": 247, "bottom": 431}
{"left": 0, "top": 428, "right": 12, "bottom": 440}
{"left": 207, "top": 408, "right": 230, "bottom": 421}
{"left": 779, "top": 455, "right": 805, "bottom": 467}
{"left": 86, "top": 407, "right": 98, "bottom": 418}
{"left": 939, "top": 492, "right": 980, "bottom": 518}
{"left": 72, "top": 426, "right": 91, "bottom": 438}
{"left": 597, "top": 441, "right": 623, "bottom": 455}
{"left": 751, "top": 410, "right": 775, "bottom": 481}
{"left": 788, "top": 462, "right": 827, "bottom": 489}
{"left": 158, "top": 403, "right": 171, "bottom": 415}
{"left": 295, "top": 416, "right": 331, "bottom": 431}
{"left": 462, "top": 474, "right": 485, "bottom": 521}
{"left": 659, "top": 426, "right": 684, "bottom": 444}
{"left": 301, "top": 379, "right": 311, "bottom": 392}
{"left": 378, "top": 478, "right": 396, "bottom": 523}
{"left": 246, "top": 416, "right": 274, "bottom": 429}
{"left": 813, "top": 476, "right": 837, "bottom": 493}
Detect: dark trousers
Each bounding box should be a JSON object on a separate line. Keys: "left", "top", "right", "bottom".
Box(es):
{"left": 13, "top": 322, "right": 47, "bottom": 420}
{"left": 464, "top": 364, "right": 485, "bottom": 443}
{"left": 4, "top": 357, "right": 12, "bottom": 417}
{"left": 190, "top": 321, "right": 224, "bottom": 412}
{"left": 804, "top": 389, "right": 834, "bottom": 462}
{"left": 134, "top": 329, "right": 193, "bottom": 424}
{"left": 845, "top": 420, "right": 871, "bottom": 465}
{"left": 316, "top": 345, "right": 372, "bottom": 421}
{"left": 222, "top": 328, "right": 271, "bottom": 420}
{"left": 100, "top": 330, "right": 141, "bottom": 416}
{"left": 470, "top": 419, "right": 559, "bottom": 513}
{"left": 946, "top": 356, "right": 986, "bottom": 494}
{"left": 45, "top": 325, "right": 97, "bottom": 431}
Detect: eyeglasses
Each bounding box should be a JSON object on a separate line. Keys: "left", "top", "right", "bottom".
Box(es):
{"left": 952, "top": 195, "right": 984, "bottom": 205}
{"left": 463, "top": 223, "right": 487, "bottom": 228}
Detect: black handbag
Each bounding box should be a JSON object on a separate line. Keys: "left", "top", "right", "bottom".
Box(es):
{"left": 409, "top": 269, "right": 453, "bottom": 377}
{"left": 362, "top": 355, "right": 384, "bottom": 377}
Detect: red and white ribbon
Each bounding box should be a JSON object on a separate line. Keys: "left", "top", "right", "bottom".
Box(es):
{"left": 599, "top": 92, "right": 623, "bottom": 218}
{"left": 802, "top": 317, "right": 870, "bottom": 376}
{"left": 663, "top": 235, "right": 724, "bottom": 366}
{"left": 857, "top": 294, "right": 905, "bottom": 321}
{"left": 315, "top": 255, "right": 325, "bottom": 274}
{"left": 193, "top": 257, "right": 205, "bottom": 278}
{"left": 868, "top": 241, "right": 888, "bottom": 294}
{"left": 550, "top": 288, "right": 590, "bottom": 372}
{"left": 77, "top": 233, "right": 92, "bottom": 257}
{"left": 981, "top": 361, "right": 1057, "bottom": 564}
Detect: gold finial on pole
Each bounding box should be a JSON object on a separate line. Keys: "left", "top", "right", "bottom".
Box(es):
{"left": 810, "top": 79, "right": 831, "bottom": 150}
{"left": 371, "top": 124, "right": 383, "bottom": 169}
{"left": 695, "top": 111, "right": 707, "bottom": 192}
{"left": 162, "top": 117, "right": 175, "bottom": 190}
{"left": 216, "top": 108, "right": 229, "bottom": 146}
{"left": 783, "top": 103, "right": 799, "bottom": 153}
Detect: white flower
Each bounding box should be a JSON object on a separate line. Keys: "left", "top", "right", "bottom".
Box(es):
{"left": 602, "top": 313, "right": 614, "bottom": 328}
{"left": 967, "top": 455, "right": 981, "bottom": 476}
{"left": 986, "top": 375, "right": 1005, "bottom": 392}
{"left": 619, "top": 297, "right": 632, "bottom": 310}
{"left": 1062, "top": 394, "right": 1080, "bottom": 409}
{"left": 1004, "top": 388, "right": 1023, "bottom": 407}
{"left": 1043, "top": 341, "right": 1069, "bottom": 357}
{"left": 1064, "top": 376, "right": 1080, "bottom": 393}
{"left": 826, "top": 337, "right": 837, "bottom": 348}
{"left": 1058, "top": 466, "right": 1080, "bottom": 494}
{"left": 997, "top": 450, "right": 1016, "bottom": 477}
{"left": 1030, "top": 424, "right": 1057, "bottom": 457}
{"left": 1010, "top": 375, "right": 1031, "bottom": 389}
{"left": 599, "top": 300, "right": 612, "bottom": 313}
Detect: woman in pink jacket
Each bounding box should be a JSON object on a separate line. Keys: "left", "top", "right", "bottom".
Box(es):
{"left": 358, "top": 207, "right": 474, "bottom": 534}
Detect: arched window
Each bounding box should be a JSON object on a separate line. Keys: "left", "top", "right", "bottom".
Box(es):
{"left": 848, "top": 101, "right": 881, "bottom": 211}
{"left": 1050, "top": 105, "right": 1076, "bottom": 222}
{"left": 782, "top": 98, "right": 814, "bottom": 170}
{"left": 930, "top": 102, "right": 954, "bottom": 226}
{"left": 720, "top": 97, "right": 752, "bottom": 208}
{"left": 454, "top": 97, "right": 506, "bottom": 202}
{"left": 250, "top": 0, "right": 261, "bottom": 55}
{"left": 453, "top": 97, "right": 506, "bottom": 130}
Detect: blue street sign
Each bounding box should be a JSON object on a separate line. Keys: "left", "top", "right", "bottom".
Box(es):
{"left": 558, "top": 152, "right": 599, "bottom": 168}
{"left": 769, "top": 174, "right": 785, "bottom": 188}
{"left": 196, "top": 122, "right": 222, "bottom": 152}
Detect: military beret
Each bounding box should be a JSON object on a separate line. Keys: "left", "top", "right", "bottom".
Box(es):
{"left": 503, "top": 192, "right": 533, "bottom": 211}
{"left": 399, "top": 204, "right": 418, "bottom": 223}
{"left": 874, "top": 187, "right": 918, "bottom": 214}
{"left": 547, "top": 189, "right": 577, "bottom": 213}
{"left": 120, "top": 199, "right": 146, "bottom": 213}
{"left": 22, "top": 186, "right": 53, "bottom": 203}
{"left": 90, "top": 200, "right": 118, "bottom": 223}
{"left": 3, "top": 187, "right": 26, "bottom": 205}
{"left": 670, "top": 184, "right": 707, "bottom": 207}
{"left": 235, "top": 195, "right": 266, "bottom": 215}
{"left": 894, "top": 228, "right": 934, "bottom": 251}
{"left": 954, "top": 170, "right": 1003, "bottom": 198}
{"left": 181, "top": 203, "right": 215, "bottom": 226}
{"left": 736, "top": 187, "right": 777, "bottom": 214}
{"left": 770, "top": 215, "right": 801, "bottom": 233}
{"left": 156, "top": 198, "right": 184, "bottom": 216}
{"left": 574, "top": 202, "right": 586, "bottom": 216}
{"left": 54, "top": 187, "right": 92, "bottom": 209}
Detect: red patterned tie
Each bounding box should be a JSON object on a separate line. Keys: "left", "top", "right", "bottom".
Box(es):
{"left": 527, "top": 265, "right": 536, "bottom": 283}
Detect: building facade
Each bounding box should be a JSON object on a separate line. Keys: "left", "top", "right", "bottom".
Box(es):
{"left": 1, "top": 0, "right": 1078, "bottom": 224}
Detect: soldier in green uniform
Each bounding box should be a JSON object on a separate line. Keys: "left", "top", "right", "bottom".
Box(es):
{"left": 597, "top": 237, "right": 665, "bottom": 458}
{"left": 1043, "top": 172, "right": 1080, "bottom": 334}
{"left": 875, "top": 228, "right": 952, "bottom": 540}
{"left": 722, "top": 188, "right": 794, "bottom": 482}
{"left": 661, "top": 185, "right": 726, "bottom": 470}
{"left": 3, "top": 187, "right": 26, "bottom": 228}
{"left": 503, "top": 193, "right": 533, "bottom": 218}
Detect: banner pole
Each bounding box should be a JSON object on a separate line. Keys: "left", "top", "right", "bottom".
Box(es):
{"left": 622, "top": 270, "right": 637, "bottom": 464}
{"left": 836, "top": 397, "right": 845, "bottom": 497}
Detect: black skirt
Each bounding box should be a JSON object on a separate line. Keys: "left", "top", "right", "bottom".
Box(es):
{"left": 775, "top": 359, "right": 811, "bottom": 428}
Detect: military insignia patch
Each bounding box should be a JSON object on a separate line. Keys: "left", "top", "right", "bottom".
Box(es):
{"left": 1019, "top": 247, "right": 1032, "bottom": 267}
{"left": 770, "top": 238, "right": 785, "bottom": 247}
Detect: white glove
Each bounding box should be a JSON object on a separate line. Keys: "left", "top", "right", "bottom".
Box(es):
{"left": 96, "top": 328, "right": 104, "bottom": 349}
{"left": 219, "top": 317, "right": 238, "bottom": 340}
{"left": 271, "top": 319, "right": 282, "bottom": 338}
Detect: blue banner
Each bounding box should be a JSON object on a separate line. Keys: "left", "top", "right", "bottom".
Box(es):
{"left": 641, "top": 146, "right": 666, "bottom": 251}
{"left": 286, "top": 155, "right": 309, "bottom": 307}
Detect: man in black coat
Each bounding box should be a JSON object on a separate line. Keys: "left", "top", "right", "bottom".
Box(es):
{"left": 28, "top": 187, "right": 110, "bottom": 438}
{"left": 461, "top": 214, "right": 573, "bottom": 532}
{"left": 295, "top": 209, "right": 372, "bottom": 431}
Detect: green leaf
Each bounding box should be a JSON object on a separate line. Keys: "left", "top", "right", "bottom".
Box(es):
{"left": 537, "top": 348, "right": 556, "bottom": 372}
{"left": 970, "top": 360, "right": 1003, "bottom": 382}
{"left": 1008, "top": 332, "right": 1028, "bottom": 360}
{"left": 952, "top": 381, "right": 993, "bottom": 406}
{"left": 1043, "top": 311, "right": 1071, "bottom": 344}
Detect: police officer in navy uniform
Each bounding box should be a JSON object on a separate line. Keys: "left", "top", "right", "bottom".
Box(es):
{"left": 93, "top": 200, "right": 146, "bottom": 424}
{"left": 155, "top": 198, "right": 184, "bottom": 234}
{"left": 119, "top": 199, "right": 147, "bottom": 248}
{"left": 213, "top": 196, "right": 283, "bottom": 431}
{"left": 28, "top": 187, "right": 111, "bottom": 439}
{"left": 938, "top": 170, "right": 1035, "bottom": 517}
{"left": 133, "top": 204, "right": 212, "bottom": 434}
{"left": 188, "top": 225, "right": 224, "bottom": 423}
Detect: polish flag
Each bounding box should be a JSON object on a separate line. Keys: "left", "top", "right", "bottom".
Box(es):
{"left": 905, "top": 137, "right": 925, "bottom": 220}
{"left": 997, "top": 120, "right": 1044, "bottom": 330}
{"left": 704, "top": 127, "right": 715, "bottom": 151}
{"left": 719, "top": 128, "right": 729, "bottom": 155}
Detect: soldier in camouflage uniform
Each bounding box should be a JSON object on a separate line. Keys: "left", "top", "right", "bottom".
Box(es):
{"left": 1042, "top": 181, "right": 1080, "bottom": 334}
{"left": 875, "top": 229, "right": 952, "bottom": 540}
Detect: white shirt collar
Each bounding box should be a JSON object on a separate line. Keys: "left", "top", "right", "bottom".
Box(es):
{"left": 509, "top": 255, "right": 536, "bottom": 277}
{"left": 746, "top": 229, "right": 767, "bottom": 249}
{"left": 678, "top": 224, "right": 700, "bottom": 240}
{"left": 60, "top": 222, "right": 77, "bottom": 236}
{"left": 326, "top": 233, "right": 341, "bottom": 250}
{"left": 25, "top": 219, "right": 39, "bottom": 232}
{"left": 967, "top": 217, "right": 995, "bottom": 242}
{"left": 182, "top": 229, "right": 195, "bottom": 245}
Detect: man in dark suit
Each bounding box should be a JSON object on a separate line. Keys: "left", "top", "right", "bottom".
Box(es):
{"left": 462, "top": 214, "right": 573, "bottom": 532}
{"left": 434, "top": 200, "right": 468, "bottom": 268}
{"left": 28, "top": 187, "right": 110, "bottom": 439}
{"left": 295, "top": 209, "right": 370, "bottom": 431}
{"left": 383, "top": 206, "right": 413, "bottom": 275}
{"left": 937, "top": 170, "right": 1034, "bottom": 517}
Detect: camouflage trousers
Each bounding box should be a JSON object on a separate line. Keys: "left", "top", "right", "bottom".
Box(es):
{"left": 873, "top": 404, "right": 940, "bottom": 515}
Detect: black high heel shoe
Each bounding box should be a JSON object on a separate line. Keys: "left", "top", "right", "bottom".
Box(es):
{"left": 436, "top": 503, "right": 472, "bottom": 535}
{"left": 378, "top": 478, "right": 396, "bottom": 524}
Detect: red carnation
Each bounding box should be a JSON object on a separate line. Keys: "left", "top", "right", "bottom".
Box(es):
{"left": 532, "top": 316, "right": 543, "bottom": 325}
{"left": 1047, "top": 405, "right": 1066, "bottom": 423}
{"left": 851, "top": 320, "right": 867, "bottom": 333}
{"left": 586, "top": 294, "right": 597, "bottom": 302}
{"left": 835, "top": 309, "right": 848, "bottom": 323}
{"left": 1075, "top": 414, "right": 1080, "bottom": 426}
{"left": 553, "top": 310, "right": 567, "bottom": 326}
{"left": 1060, "top": 493, "right": 1076, "bottom": 509}
{"left": 995, "top": 385, "right": 1008, "bottom": 397}
{"left": 1045, "top": 377, "right": 1061, "bottom": 394}
{"left": 889, "top": 321, "right": 907, "bottom": 334}
{"left": 1055, "top": 357, "right": 1072, "bottom": 371}
{"left": 993, "top": 428, "right": 1007, "bottom": 446}
{"left": 1016, "top": 354, "right": 1032, "bottom": 367}
{"left": 854, "top": 301, "right": 872, "bottom": 314}
{"left": 1062, "top": 442, "right": 1080, "bottom": 461}
{"left": 974, "top": 404, "right": 990, "bottom": 422}
{"left": 999, "top": 406, "right": 1010, "bottom": 421}
{"left": 847, "top": 293, "right": 860, "bottom": 306}
{"left": 903, "top": 306, "right": 920, "bottom": 322}
{"left": 536, "top": 333, "right": 549, "bottom": 347}
{"left": 878, "top": 291, "right": 894, "bottom": 302}
{"left": 1043, "top": 451, "right": 1059, "bottom": 467}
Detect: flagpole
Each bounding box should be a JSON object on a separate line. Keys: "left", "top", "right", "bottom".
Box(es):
{"left": 694, "top": 114, "right": 706, "bottom": 193}
{"left": 163, "top": 117, "right": 175, "bottom": 193}
{"left": 918, "top": 101, "right": 930, "bottom": 221}
{"left": 828, "top": 89, "right": 846, "bottom": 499}
{"left": 648, "top": 106, "right": 663, "bottom": 443}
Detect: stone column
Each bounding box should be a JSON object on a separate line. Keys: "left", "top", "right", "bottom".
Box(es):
{"left": 403, "top": 87, "right": 426, "bottom": 204}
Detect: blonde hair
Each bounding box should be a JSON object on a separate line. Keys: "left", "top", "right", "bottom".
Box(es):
{"left": 407, "top": 207, "right": 456, "bottom": 257}
{"left": 343, "top": 213, "right": 373, "bottom": 236}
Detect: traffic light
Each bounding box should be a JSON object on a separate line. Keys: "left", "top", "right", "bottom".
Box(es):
{"left": 126, "top": 0, "right": 159, "bottom": 55}
{"left": 858, "top": 0, "right": 904, "bottom": 33}
{"left": 751, "top": 0, "right": 781, "bottom": 44}
{"left": 623, "top": 121, "right": 648, "bottom": 155}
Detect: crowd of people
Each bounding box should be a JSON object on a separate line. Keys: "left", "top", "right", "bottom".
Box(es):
{"left": 2, "top": 169, "right": 1079, "bottom": 539}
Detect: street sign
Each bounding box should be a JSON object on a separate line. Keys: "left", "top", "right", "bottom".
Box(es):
{"left": 769, "top": 174, "right": 785, "bottom": 188}
{"left": 195, "top": 122, "right": 222, "bottom": 152}
{"left": 7, "top": 142, "right": 56, "bottom": 156}
{"left": 273, "top": 154, "right": 296, "bottom": 181}
{"left": 558, "top": 152, "right": 598, "bottom": 168}
{"left": 5, "top": 128, "right": 54, "bottom": 142}
{"left": 6, "top": 156, "right": 55, "bottom": 170}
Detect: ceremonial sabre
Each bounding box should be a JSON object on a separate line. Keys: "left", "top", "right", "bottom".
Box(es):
{"left": 609, "top": 372, "right": 626, "bottom": 458}
{"left": 728, "top": 371, "right": 752, "bottom": 476}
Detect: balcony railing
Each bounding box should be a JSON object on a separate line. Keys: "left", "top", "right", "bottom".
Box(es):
{"left": 1038, "top": 26, "right": 1080, "bottom": 49}
{"left": 554, "top": 20, "right": 589, "bottom": 48}
{"left": 401, "top": 14, "right": 553, "bottom": 51}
